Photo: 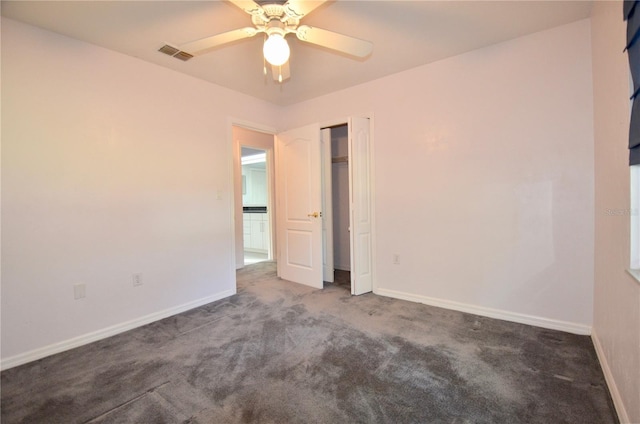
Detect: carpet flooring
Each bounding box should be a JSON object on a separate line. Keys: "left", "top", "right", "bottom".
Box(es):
{"left": 1, "top": 262, "right": 618, "bottom": 423}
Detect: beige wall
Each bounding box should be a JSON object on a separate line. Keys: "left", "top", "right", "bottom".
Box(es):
{"left": 3, "top": 11, "right": 638, "bottom": 422}
{"left": 282, "top": 19, "right": 596, "bottom": 333}
{"left": 1, "top": 18, "right": 278, "bottom": 366}
{"left": 591, "top": 2, "right": 640, "bottom": 423}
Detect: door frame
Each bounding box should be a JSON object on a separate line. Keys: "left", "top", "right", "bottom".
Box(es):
{"left": 228, "top": 118, "right": 277, "bottom": 270}
{"left": 228, "top": 114, "right": 376, "bottom": 294}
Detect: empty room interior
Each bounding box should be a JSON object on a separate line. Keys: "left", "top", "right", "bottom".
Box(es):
{"left": 1, "top": 1, "right": 639, "bottom": 423}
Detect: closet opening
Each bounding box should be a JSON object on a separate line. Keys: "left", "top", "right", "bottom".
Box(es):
{"left": 320, "top": 117, "right": 372, "bottom": 295}
{"left": 324, "top": 124, "right": 351, "bottom": 291}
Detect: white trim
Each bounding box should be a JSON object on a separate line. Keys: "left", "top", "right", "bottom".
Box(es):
{"left": 320, "top": 117, "right": 349, "bottom": 129}
{"left": 226, "top": 117, "right": 277, "bottom": 136}
{"left": 630, "top": 165, "right": 640, "bottom": 271}
{"left": 368, "top": 113, "right": 377, "bottom": 294}
{"left": 627, "top": 268, "right": 640, "bottom": 284}
{"left": 0, "top": 289, "right": 235, "bottom": 371}
{"left": 592, "top": 329, "right": 630, "bottom": 424}
{"left": 375, "top": 287, "right": 591, "bottom": 335}
{"left": 319, "top": 112, "right": 372, "bottom": 130}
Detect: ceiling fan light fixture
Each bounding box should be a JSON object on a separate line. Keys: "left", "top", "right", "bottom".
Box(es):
{"left": 263, "top": 33, "right": 290, "bottom": 66}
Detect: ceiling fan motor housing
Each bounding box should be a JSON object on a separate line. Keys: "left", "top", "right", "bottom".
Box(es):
{"left": 251, "top": 4, "right": 300, "bottom": 34}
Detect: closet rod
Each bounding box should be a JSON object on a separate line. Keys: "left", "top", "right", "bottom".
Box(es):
{"left": 332, "top": 156, "right": 348, "bottom": 164}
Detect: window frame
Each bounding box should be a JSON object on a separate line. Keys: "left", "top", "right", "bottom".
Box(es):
{"left": 629, "top": 165, "right": 640, "bottom": 282}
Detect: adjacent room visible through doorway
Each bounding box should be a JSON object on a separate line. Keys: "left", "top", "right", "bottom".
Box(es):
{"left": 242, "top": 147, "right": 270, "bottom": 266}
{"left": 232, "top": 125, "right": 275, "bottom": 269}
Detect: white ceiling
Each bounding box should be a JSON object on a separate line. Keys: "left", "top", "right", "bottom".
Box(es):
{"left": 1, "top": 1, "right": 593, "bottom": 106}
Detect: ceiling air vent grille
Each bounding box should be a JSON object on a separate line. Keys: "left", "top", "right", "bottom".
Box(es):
{"left": 158, "top": 44, "right": 193, "bottom": 61}
{"left": 174, "top": 51, "right": 194, "bottom": 61}
{"left": 159, "top": 44, "right": 179, "bottom": 56}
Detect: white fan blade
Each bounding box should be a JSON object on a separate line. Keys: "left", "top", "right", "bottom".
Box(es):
{"left": 272, "top": 62, "right": 291, "bottom": 83}
{"left": 180, "top": 27, "right": 258, "bottom": 56}
{"left": 296, "top": 25, "right": 372, "bottom": 58}
{"left": 227, "top": 0, "right": 264, "bottom": 16}
{"left": 283, "top": 0, "right": 327, "bottom": 19}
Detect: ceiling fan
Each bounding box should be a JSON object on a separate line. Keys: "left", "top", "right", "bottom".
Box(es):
{"left": 158, "top": 0, "right": 373, "bottom": 83}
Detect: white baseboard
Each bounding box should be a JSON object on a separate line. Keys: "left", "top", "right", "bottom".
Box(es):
{"left": 591, "top": 329, "right": 630, "bottom": 424}
{"left": 375, "top": 288, "right": 592, "bottom": 335}
{"left": 0, "top": 289, "right": 235, "bottom": 371}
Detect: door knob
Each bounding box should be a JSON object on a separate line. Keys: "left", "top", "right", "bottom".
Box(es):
{"left": 307, "top": 212, "right": 322, "bottom": 218}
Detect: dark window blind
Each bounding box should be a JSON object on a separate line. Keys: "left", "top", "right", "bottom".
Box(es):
{"left": 625, "top": 0, "right": 640, "bottom": 165}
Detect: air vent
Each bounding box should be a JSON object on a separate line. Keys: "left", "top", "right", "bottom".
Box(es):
{"left": 174, "top": 51, "right": 194, "bottom": 61}
{"left": 158, "top": 44, "right": 193, "bottom": 61}
{"left": 158, "top": 44, "right": 180, "bottom": 56}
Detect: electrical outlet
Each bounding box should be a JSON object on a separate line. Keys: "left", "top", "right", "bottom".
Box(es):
{"left": 132, "top": 273, "right": 143, "bottom": 287}
{"left": 393, "top": 254, "right": 400, "bottom": 265}
{"left": 74, "top": 283, "right": 86, "bottom": 300}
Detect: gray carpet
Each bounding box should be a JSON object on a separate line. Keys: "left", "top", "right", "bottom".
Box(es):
{"left": 1, "top": 262, "right": 618, "bottom": 423}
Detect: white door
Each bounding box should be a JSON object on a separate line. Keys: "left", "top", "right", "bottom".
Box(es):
{"left": 275, "top": 124, "right": 323, "bottom": 289}
{"left": 349, "top": 117, "right": 373, "bottom": 295}
{"left": 321, "top": 128, "right": 334, "bottom": 283}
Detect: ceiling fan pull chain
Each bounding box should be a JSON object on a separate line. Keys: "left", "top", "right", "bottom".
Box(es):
{"left": 279, "top": 65, "right": 283, "bottom": 83}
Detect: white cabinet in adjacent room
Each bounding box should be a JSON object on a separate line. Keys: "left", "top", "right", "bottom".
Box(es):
{"left": 242, "top": 164, "right": 267, "bottom": 207}
{"left": 249, "top": 169, "right": 267, "bottom": 206}
{"left": 243, "top": 212, "right": 270, "bottom": 253}
{"left": 243, "top": 214, "right": 251, "bottom": 244}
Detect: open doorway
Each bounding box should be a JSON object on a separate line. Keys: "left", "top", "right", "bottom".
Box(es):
{"left": 241, "top": 147, "right": 270, "bottom": 265}
{"left": 232, "top": 125, "right": 275, "bottom": 269}
{"left": 233, "top": 117, "right": 372, "bottom": 293}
